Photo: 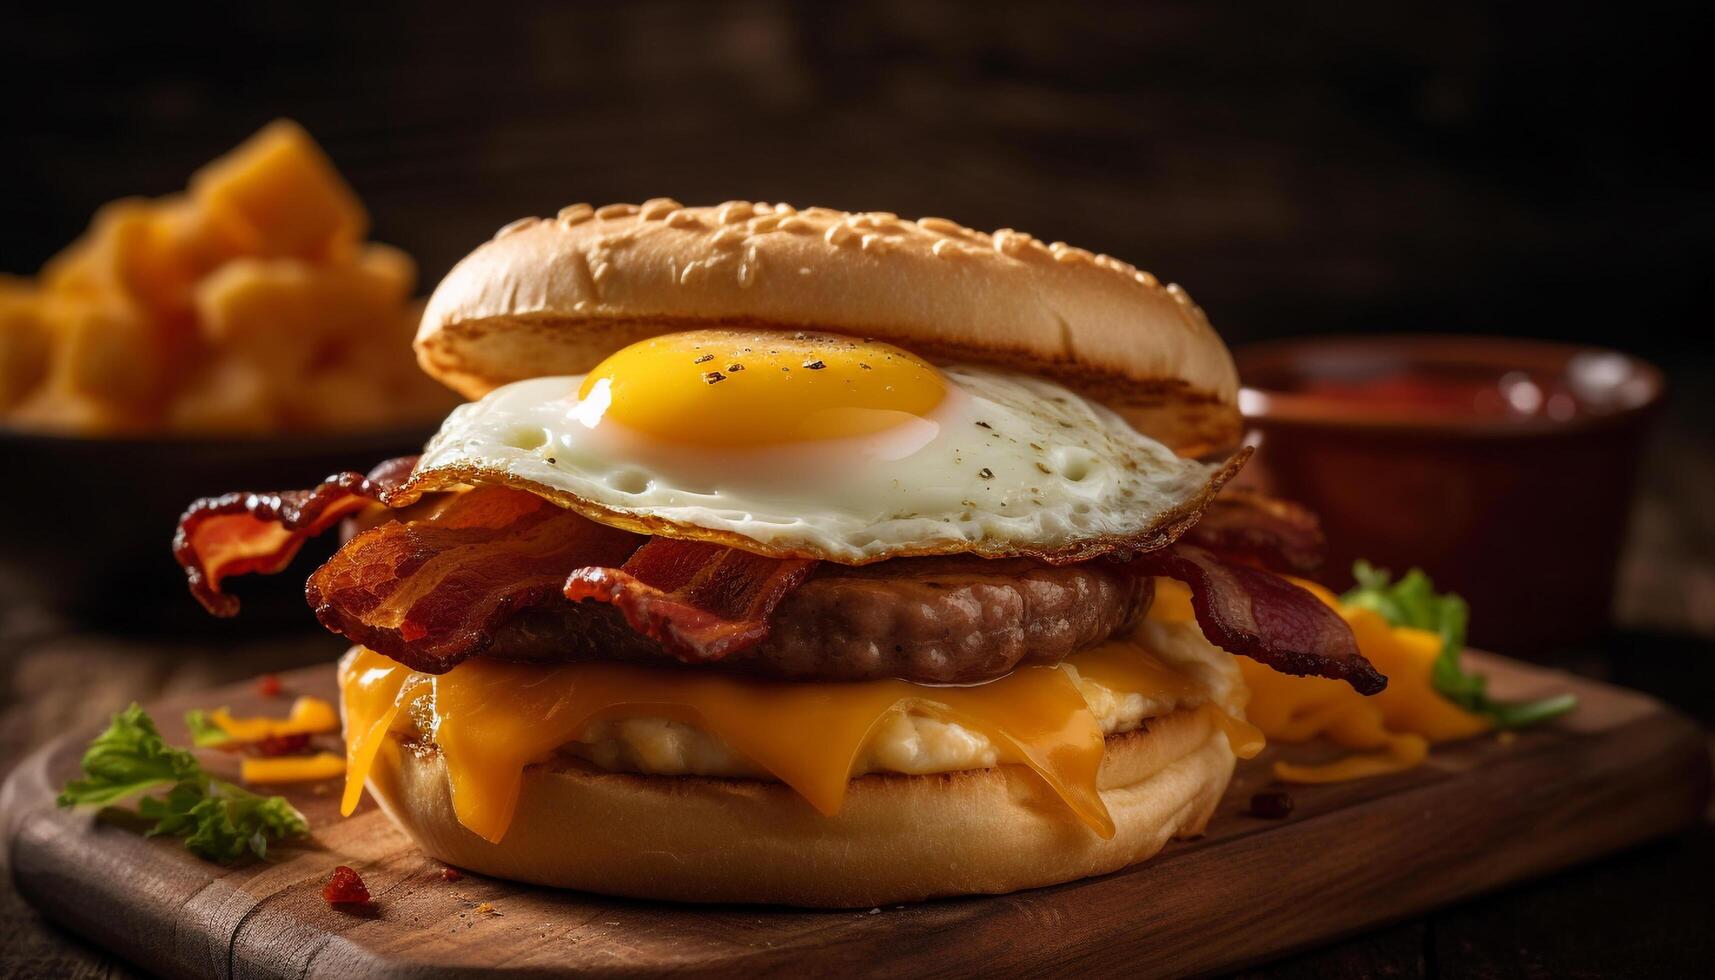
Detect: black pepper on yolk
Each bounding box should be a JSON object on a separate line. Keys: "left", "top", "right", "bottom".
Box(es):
{"left": 575, "top": 329, "right": 949, "bottom": 447}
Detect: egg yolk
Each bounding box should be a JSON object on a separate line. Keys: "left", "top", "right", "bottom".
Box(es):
{"left": 575, "top": 330, "right": 948, "bottom": 447}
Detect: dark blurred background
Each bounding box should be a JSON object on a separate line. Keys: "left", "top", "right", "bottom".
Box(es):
{"left": 4, "top": 1, "right": 1710, "bottom": 357}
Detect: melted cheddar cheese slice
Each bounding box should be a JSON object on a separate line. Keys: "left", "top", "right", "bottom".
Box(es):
{"left": 338, "top": 636, "right": 1261, "bottom": 845}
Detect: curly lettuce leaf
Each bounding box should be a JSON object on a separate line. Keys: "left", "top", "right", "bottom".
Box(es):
{"left": 1343, "top": 562, "right": 1577, "bottom": 728}
{"left": 138, "top": 783, "right": 307, "bottom": 862}
{"left": 58, "top": 704, "right": 308, "bottom": 862}
{"left": 57, "top": 704, "right": 202, "bottom": 807}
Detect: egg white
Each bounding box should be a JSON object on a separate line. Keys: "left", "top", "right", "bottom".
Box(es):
{"left": 412, "top": 365, "right": 1229, "bottom": 563}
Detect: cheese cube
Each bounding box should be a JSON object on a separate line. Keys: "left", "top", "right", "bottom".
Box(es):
{"left": 0, "top": 278, "right": 50, "bottom": 409}
{"left": 193, "top": 243, "right": 417, "bottom": 377}
{"left": 48, "top": 297, "right": 167, "bottom": 409}
{"left": 191, "top": 120, "right": 368, "bottom": 260}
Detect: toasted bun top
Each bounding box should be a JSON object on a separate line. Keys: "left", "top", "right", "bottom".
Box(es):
{"left": 418, "top": 200, "right": 1242, "bottom": 454}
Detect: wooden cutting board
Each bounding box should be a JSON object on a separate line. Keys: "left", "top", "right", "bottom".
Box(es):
{"left": 2, "top": 653, "right": 1707, "bottom": 979}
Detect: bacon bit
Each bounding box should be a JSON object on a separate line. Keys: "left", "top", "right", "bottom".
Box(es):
{"left": 256, "top": 674, "right": 283, "bottom": 698}
{"left": 1249, "top": 790, "right": 1295, "bottom": 819}
{"left": 1184, "top": 491, "right": 1328, "bottom": 575}
{"left": 323, "top": 865, "right": 371, "bottom": 906}
{"left": 1129, "top": 544, "right": 1385, "bottom": 695}
{"left": 252, "top": 732, "right": 311, "bottom": 757}
{"left": 440, "top": 867, "right": 464, "bottom": 882}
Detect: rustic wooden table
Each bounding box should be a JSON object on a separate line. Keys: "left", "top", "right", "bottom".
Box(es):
{"left": 3, "top": 399, "right": 1711, "bottom": 978}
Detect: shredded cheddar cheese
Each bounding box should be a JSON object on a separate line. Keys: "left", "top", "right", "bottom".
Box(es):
{"left": 1151, "top": 577, "right": 1489, "bottom": 783}
{"left": 211, "top": 695, "right": 340, "bottom": 742}
{"left": 241, "top": 752, "right": 346, "bottom": 785}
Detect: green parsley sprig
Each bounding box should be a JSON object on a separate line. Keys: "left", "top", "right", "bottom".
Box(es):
{"left": 57, "top": 704, "right": 308, "bottom": 861}
{"left": 1342, "top": 561, "right": 1577, "bottom": 729}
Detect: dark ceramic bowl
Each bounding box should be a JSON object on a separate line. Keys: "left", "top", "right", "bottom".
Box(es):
{"left": 1235, "top": 335, "right": 1664, "bottom": 658}
{"left": 0, "top": 425, "right": 436, "bottom": 634}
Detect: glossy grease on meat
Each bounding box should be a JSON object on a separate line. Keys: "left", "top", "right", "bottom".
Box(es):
{"left": 486, "top": 556, "right": 1152, "bottom": 683}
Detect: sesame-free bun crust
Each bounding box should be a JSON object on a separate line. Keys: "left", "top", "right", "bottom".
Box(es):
{"left": 364, "top": 706, "right": 1233, "bottom": 907}
{"left": 417, "top": 201, "right": 1243, "bottom": 454}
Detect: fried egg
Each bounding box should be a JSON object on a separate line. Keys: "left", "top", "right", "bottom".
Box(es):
{"left": 412, "top": 329, "right": 1229, "bottom": 562}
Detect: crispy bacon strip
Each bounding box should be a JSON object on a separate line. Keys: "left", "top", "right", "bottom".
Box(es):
{"left": 175, "top": 459, "right": 813, "bottom": 671}
{"left": 174, "top": 456, "right": 420, "bottom": 616}
{"left": 305, "top": 486, "right": 642, "bottom": 673}
{"left": 1183, "top": 490, "right": 1327, "bottom": 575}
{"left": 565, "top": 539, "right": 819, "bottom": 663}
{"left": 175, "top": 458, "right": 1380, "bottom": 694}
{"left": 1134, "top": 544, "right": 1386, "bottom": 695}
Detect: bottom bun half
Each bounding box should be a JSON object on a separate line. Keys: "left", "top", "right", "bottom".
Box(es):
{"left": 365, "top": 705, "right": 1235, "bottom": 907}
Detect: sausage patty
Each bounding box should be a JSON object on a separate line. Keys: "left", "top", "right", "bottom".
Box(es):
{"left": 484, "top": 556, "right": 1152, "bottom": 684}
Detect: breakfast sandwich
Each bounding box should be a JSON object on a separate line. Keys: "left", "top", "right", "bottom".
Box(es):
{"left": 174, "top": 201, "right": 1384, "bottom": 906}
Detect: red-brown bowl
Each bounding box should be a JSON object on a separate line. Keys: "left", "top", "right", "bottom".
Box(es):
{"left": 1235, "top": 335, "right": 1664, "bottom": 658}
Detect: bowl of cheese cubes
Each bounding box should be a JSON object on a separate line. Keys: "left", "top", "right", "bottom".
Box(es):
{"left": 0, "top": 121, "right": 458, "bottom": 629}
